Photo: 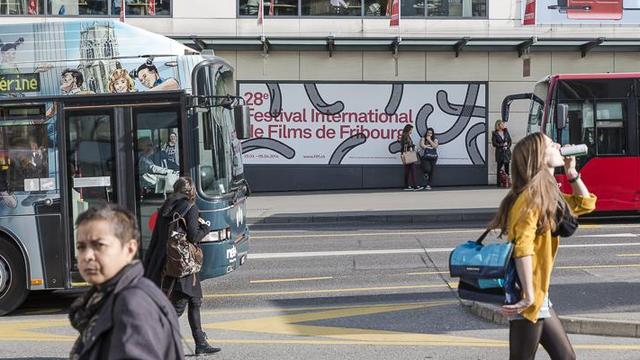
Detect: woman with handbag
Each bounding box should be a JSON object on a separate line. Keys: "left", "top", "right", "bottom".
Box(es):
{"left": 488, "top": 133, "right": 596, "bottom": 360}
{"left": 419, "top": 127, "right": 439, "bottom": 190}
{"left": 399, "top": 124, "right": 422, "bottom": 191}
{"left": 143, "top": 177, "right": 221, "bottom": 355}
{"left": 492, "top": 120, "right": 512, "bottom": 187}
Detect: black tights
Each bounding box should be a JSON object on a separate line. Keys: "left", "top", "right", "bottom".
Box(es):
{"left": 171, "top": 291, "right": 203, "bottom": 339}
{"left": 509, "top": 308, "right": 576, "bottom": 360}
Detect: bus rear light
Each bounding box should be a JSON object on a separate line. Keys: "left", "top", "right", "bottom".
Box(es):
{"left": 201, "top": 227, "right": 231, "bottom": 243}
{"left": 31, "top": 279, "right": 43, "bottom": 285}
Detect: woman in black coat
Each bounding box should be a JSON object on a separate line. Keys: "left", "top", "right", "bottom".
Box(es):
{"left": 70, "top": 204, "right": 183, "bottom": 360}
{"left": 492, "top": 120, "right": 512, "bottom": 187}
{"left": 143, "top": 177, "right": 220, "bottom": 355}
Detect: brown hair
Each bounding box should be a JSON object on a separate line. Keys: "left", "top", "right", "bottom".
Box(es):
{"left": 173, "top": 176, "right": 196, "bottom": 202}
{"left": 400, "top": 124, "right": 413, "bottom": 142}
{"left": 75, "top": 204, "right": 140, "bottom": 246}
{"left": 488, "top": 132, "right": 562, "bottom": 237}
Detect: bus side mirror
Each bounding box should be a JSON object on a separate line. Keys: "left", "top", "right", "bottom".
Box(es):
{"left": 234, "top": 105, "right": 251, "bottom": 140}
{"left": 556, "top": 103, "right": 569, "bottom": 130}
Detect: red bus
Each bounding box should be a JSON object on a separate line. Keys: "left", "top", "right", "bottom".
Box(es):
{"left": 502, "top": 73, "right": 640, "bottom": 213}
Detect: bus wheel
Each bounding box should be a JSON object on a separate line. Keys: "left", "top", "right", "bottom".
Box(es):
{"left": 0, "top": 241, "right": 28, "bottom": 316}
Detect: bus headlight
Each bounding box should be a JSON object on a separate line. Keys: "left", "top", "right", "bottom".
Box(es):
{"left": 201, "top": 227, "right": 231, "bottom": 243}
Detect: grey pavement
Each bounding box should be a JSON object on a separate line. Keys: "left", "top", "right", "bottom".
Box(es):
{"left": 247, "top": 186, "right": 508, "bottom": 225}
{"left": 246, "top": 186, "right": 640, "bottom": 338}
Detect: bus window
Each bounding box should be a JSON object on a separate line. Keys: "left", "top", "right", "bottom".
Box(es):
{"left": 0, "top": 114, "right": 55, "bottom": 198}
{"left": 199, "top": 109, "right": 231, "bottom": 197}
{"left": 595, "top": 102, "right": 626, "bottom": 155}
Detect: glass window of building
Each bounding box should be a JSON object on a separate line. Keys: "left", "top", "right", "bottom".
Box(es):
{"left": 1, "top": 0, "right": 45, "bottom": 15}
{"left": 239, "top": 0, "right": 298, "bottom": 16}
{"left": 363, "top": 0, "right": 387, "bottom": 16}
{"left": 426, "top": 0, "right": 486, "bottom": 17}
{"left": 401, "top": 0, "right": 424, "bottom": 17}
{"left": 48, "top": 0, "right": 107, "bottom": 15}
{"left": 302, "top": 0, "right": 361, "bottom": 16}
{"left": 111, "top": 0, "right": 169, "bottom": 16}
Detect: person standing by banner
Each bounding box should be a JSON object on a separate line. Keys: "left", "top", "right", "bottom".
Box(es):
{"left": 399, "top": 124, "right": 422, "bottom": 191}
{"left": 492, "top": 119, "right": 512, "bottom": 188}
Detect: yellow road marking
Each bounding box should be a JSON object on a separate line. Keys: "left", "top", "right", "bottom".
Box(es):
{"left": 616, "top": 254, "right": 640, "bottom": 257}
{"left": 406, "top": 271, "right": 449, "bottom": 276}
{"left": 203, "top": 301, "right": 456, "bottom": 315}
{"left": 250, "top": 276, "right": 333, "bottom": 284}
{"left": 3, "top": 303, "right": 640, "bottom": 350}
{"left": 0, "top": 319, "right": 74, "bottom": 342}
{"left": 204, "top": 284, "right": 450, "bottom": 298}
{"left": 21, "top": 308, "right": 62, "bottom": 315}
{"left": 557, "top": 263, "right": 640, "bottom": 270}
{"left": 204, "top": 300, "right": 507, "bottom": 346}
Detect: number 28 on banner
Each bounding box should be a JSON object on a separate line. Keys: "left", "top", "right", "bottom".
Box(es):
{"left": 243, "top": 92, "right": 269, "bottom": 106}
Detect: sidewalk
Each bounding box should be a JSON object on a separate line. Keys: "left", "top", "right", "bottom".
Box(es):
{"left": 246, "top": 186, "right": 640, "bottom": 338}
{"left": 247, "top": 186, "right": 507, "bottom": 225}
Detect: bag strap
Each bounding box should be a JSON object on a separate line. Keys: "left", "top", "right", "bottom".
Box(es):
{"left": 474, "top": 228, "right": 493, "bottom": 245}
{"left": 171, "top": 202, "right": 194, "bottom": 227}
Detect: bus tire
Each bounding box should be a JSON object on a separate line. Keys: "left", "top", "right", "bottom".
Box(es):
{"left": 0, "top": 240, "right": 28, "bottom": 316}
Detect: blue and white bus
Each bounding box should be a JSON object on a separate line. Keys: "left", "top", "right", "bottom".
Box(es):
{"left": 0, "top": 20, "right": 250, "bottom": 315}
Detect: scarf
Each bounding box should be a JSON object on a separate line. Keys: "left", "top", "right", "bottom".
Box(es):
{"left": 68, "top": 262, "right": 138, "bottom": 359}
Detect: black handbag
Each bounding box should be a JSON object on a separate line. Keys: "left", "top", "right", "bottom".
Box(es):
{"left": 422, "top": 147, "right": 438, "bottom": 161}
{"left": 552, "top": 199, "right": 578, "bottom": 237}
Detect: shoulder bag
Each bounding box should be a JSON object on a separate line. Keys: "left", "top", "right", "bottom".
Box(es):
{"left": 449, "top": 229, "right": 521, "bottom": 305}
{"left": 401, "top": 150, "right": 418, "bottom": 165}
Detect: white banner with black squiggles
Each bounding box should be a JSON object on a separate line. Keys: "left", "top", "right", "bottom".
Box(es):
{"left": 239, "top": 82, "right": 487, "bottom": 165}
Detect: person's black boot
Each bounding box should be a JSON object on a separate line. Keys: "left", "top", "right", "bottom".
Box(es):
{"left": 194, "top": 331, "right": 221, "bottom": 356}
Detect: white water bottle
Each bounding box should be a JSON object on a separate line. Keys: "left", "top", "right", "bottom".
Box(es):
{"left": 560, "top": 144, "right": 588, "bottom": 157}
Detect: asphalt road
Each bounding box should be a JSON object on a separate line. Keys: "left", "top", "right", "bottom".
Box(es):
{"left": 2, "top": 221, "right": 640, "bottom": 359}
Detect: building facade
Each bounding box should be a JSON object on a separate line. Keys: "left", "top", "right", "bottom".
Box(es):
{"left": 2, "top": 0, "right": 640, "bottom": 191}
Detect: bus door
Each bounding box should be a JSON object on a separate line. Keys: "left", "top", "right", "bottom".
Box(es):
{"left": 65, "top": 108, "right": 122, "bottom": 274}
{"left": 552, "top": 99, "right": 636, "bottom": 211}
{"left": 63, "top": 99, "right": 184, "bottom": 272}
{"left": 131, "top": 106, "right": 182, "bottom": 252}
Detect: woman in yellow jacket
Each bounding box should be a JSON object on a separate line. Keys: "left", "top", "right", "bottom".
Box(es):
{"left": 489, "top": 132, "right": 596, "bottom": 360}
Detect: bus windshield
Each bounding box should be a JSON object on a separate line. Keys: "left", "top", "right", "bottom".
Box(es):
{"left": 528, "top": 80, "right": 549, "bottom": 134}
{"left": 195, "top": 61, "right": 243, "bottom": 197}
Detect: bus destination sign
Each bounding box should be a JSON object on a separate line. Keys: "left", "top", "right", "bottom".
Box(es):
{"left": 0, "top": 73, "right": 41, "bottom": 93}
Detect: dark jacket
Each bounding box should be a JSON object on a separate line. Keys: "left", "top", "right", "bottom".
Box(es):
{"left": 492, "top": 129, "right": 512, "bottom": 163}
{"left": 143, "top": 193, "right": 210, "bottom": 298}
{"left": 70, "top": 262, "right": 184, "bottom": 360}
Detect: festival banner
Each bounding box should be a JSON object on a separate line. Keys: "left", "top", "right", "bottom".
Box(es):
{"left": 239, "top": 82, "right": 487, "bottom": 166}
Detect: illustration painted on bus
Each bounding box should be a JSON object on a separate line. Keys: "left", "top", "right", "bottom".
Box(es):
{"left": 0, "top": 21, "right": 185, "bottom": 97}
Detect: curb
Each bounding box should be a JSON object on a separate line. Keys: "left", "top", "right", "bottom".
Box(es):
{"left": 248, "top": 208, "right": 497, "bottom": 226}
{"left": 468, "top": 301, "right": 640, "bottom": 338}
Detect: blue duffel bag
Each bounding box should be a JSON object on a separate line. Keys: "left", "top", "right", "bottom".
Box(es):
{"left": 449, "top": 229, "right": 521, "bottom": 305}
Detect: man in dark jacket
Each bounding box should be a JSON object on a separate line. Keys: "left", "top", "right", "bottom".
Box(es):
{"left": 69, "top": 204, "right": 184, "bottom": 360}
{"left": 143, "top": 177, "right": 221, "bottom": 355}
